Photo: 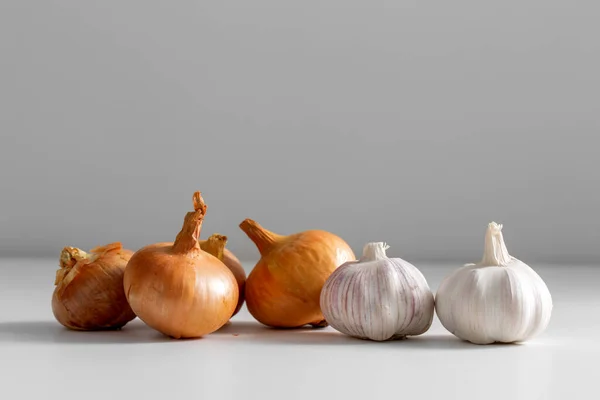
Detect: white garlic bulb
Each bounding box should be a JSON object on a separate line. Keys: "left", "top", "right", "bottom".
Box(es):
{"left": 320, "top": 242, "right": 435, "bottom": 341}
{"left": 435, "top": 222, "right": 553, "bottom": 345}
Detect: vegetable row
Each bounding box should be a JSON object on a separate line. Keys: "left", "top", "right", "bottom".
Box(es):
{"left": 52, "top": 191, "right": 553, "bottom": 345}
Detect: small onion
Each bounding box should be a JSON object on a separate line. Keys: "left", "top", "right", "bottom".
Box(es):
{"left": 199, "top": 239, "right": 246, "bottom": 317}
{"left": 52, "top": 242, "right": 136, "bottom": 330}
{"left": 240, "top": 219, "right": 355, "bottom": 328}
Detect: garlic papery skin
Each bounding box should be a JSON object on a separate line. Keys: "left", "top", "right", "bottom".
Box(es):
{"left": 320, "top": 242, "right": 435, "bottom": 341}
{"left": 435, "top": 222, "right": 553, "bottom": 345}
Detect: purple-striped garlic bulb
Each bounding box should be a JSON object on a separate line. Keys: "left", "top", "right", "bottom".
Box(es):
{"left": 319, "top": 242, "right": 435, "bottom": 341}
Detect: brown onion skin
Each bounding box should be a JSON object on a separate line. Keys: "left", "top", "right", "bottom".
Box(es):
{"left": 123, "top": 193, "right": 239, "bottom": 339}
{"left": 199, "top": 241, "right": 246, "bottom": 317}
{"left": 240, "top": 219, "right": 355, "bottom": 328}
{"left": 52, "top": 243, "right": 136, "bottom": 331}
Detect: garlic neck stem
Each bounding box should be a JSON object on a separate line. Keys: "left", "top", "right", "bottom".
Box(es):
{"left": 480, "top": 222, "right": 512, "bottom": 266}
{"left": 239, "top": 219, "right": 280, "bottom": 256}
{"left": 360, "top": 242, "right": 390, "bottom": 262}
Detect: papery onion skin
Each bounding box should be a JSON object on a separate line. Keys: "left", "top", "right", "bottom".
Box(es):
{"left": 52, "top": 242, "right": 136, "bottom": 330}
{"left": 240, "top": 219, "right": 355, "bottom": 328}
{"left": 199, "top": 239, "right": 246, "bottom": 317}
{"left": 123, "top": 192, "right": 239, "bottom": 339}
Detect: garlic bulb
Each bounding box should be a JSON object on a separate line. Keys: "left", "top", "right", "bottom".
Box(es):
{"left": 435, "top": 222, "right": 553, "bottom": 345}
{"left": 320, "top": 242, "right": 434, "bottom": 341}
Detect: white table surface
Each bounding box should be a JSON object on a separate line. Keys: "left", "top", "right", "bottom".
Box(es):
{"left": 0, "top": 258, "right": 597, "bottom": 400}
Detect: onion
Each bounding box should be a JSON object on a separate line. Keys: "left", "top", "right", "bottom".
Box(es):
{"left": 239, "top": 219, "right": 355, "bottom": 328}
{"left": 199, "top": 239, "right": 246, "bottom": 317}
{"left": 123, "top": 192, "right": 239, "bottom": 339}
{"left": 52, "top": 242, "right": 136, "bottom": 330}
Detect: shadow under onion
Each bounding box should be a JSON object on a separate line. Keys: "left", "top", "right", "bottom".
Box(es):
{"left": 0, "top": 319, "right": 173, "bottom": 345}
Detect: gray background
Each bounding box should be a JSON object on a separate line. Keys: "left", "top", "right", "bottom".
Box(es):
{"left": 1, "top": 0, "right": 598, "bottom": 263}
